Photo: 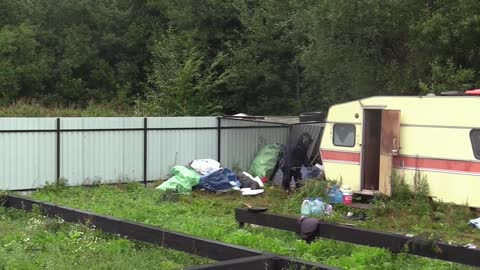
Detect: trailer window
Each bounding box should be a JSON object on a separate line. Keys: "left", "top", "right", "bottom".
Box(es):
{"left": 333, "top": 124, "right": 355, "bottom": 147}
{"left": 470, "top": 129, "right": 480, "bottom": 159}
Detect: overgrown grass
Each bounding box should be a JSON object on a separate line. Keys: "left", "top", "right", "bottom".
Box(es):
{"left": 0, "top": 101, "right": 133, "bottom": 117}
{"left": 0, "top": 206, "right": 211, "bottom": 269}
{"left": 364, "top": 173, "right": 479, "bottom": 245}
{"left": 30, "top": 182, "right": 475, "bottom": 270}
{"left": 276, "top": 174, "right": 479, "bottom": 247}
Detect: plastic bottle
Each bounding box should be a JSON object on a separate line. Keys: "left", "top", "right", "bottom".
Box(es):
{"left": 290, "top": 177, "right": 296, "bottom": 191}
{"left": 328, "top": 185, "right": 344, "bottom": 204}
{"left": 327, "top": 186, "right": 337, "bottom": 203}
{"left": 308, "top": 198, "right": 316, "bottom": 214}
{"left": 301, "top": 199, "right": 311, "bottom": 216}
{"left": 311, "top": 198, "right": 325, "bottom": 216}
{"left": 318, "top": 198, "right": 326, "bottom": 214}
{"left": 335, "top": 188, "right": 344, "bottom": 204}
{"left": 309, "top": 198, "right": 318, "bottom": 216}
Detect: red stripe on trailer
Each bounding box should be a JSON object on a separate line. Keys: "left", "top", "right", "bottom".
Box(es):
{"left": 393, "top": 156, "right": 480, "bottom": 175}
{"left": 321, "top": 150, "right": 360, "bottom": 164}
{"left": 321, "top": 150, "right": 480, "bottom": 174}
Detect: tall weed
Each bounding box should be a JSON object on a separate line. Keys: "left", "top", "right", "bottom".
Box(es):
{"left": 373, "top": 171, "right": 433, "bottom": 217}
{"left": 390, "top": 171, "right": 430, "bottom": 202}
{"left": 42, "top": 178, "right": 68, "bottom": 193}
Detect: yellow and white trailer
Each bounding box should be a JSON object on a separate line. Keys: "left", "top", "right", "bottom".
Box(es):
{"left": 320, "top": 96, "right": 480, "bottom": 207}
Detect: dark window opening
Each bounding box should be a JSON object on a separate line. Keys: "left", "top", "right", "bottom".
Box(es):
{"left": 470, "top": 129, "right": 480, "bottom": 160}
{"left": 333, "top": 124, "right": 355, "bottom": 147}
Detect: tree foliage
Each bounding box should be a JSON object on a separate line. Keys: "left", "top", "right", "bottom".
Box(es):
{"left": 1, "top": 0, "right": 480, "bottom": 115}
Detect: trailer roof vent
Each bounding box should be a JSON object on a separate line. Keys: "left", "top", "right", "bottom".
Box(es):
{"left": 440, "top": 91, "right": 464, "bottom": 96}
{"left": 299, "top": 112, "right": 324, "bottom": 122}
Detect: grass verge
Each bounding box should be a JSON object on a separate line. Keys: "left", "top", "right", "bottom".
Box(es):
{"left": 0, "top": 206, "right": 211, "bottom": 269}
{"left": 29, "top": 182, "right": 476, "bottom": 270}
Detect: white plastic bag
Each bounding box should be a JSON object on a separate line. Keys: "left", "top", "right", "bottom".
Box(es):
{"left": 190, "top": 159, "right": 221, "bottom": 175}
{"left": 468, "top": 217, "right": 480, "bottom": 230}
{"left": 241, "top": 188, "right": 264, "bottom": 196}
{"left": 242, "top": 172, "right": 264, "bottom": 188}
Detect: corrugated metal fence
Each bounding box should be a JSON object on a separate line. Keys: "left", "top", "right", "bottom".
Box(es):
{"left": 0, "top": 117, "right": 308, "bottom": 190}
{"left": 220, "top": 118, "right": 290, "bottom": 170}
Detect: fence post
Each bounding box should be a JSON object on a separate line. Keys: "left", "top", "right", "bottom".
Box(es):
{"left": 284, "top": 123, "right": 293, "bottom": 189}
{"left": 56, "top": 118, "right": 61, "bottom": 183}
{"left": 217, "top": 117, "right": 221, "bottom": 163}
{"left": 143, "top": 117, "right": 148, "bottom": 186}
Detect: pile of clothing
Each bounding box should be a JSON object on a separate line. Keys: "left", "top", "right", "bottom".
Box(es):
{"left": 156, "top": 159, "right": 265, "bottom": 195}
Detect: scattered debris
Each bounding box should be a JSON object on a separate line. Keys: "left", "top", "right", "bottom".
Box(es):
{"left": 236, "top": 172, "right": 261, "bottom": 190}
{"left": 468, "top": 217, "right": 480, "bottom": 230}
{"left": 464, "top": 243, "right": 477, "bottom": 249}
{"left": 344, "top": 211, "right": 367, "bottom": 221}
{"left": 243, "top": 203, "right": 268, "bottom": 213}
{"left": 324, "top": 204, "right": 333, "bottom": 216}
{"left": 241, "top": 188, "right": 264, "bottom": 196}
{"left": 241, "top": 172, "right": 264, "bottom": 188}
{"left": 300, "top": 165, "right": 321, "bottom": 180}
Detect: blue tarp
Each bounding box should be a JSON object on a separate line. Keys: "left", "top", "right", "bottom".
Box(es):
{"left": 199, "top": 168, "right": 241, "bottom": 192}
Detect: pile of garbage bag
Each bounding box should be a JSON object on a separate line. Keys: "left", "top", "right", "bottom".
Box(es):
{"left": 250, "top": 143, "right": 324, "bottom": 189}
{"left": 248, "top": 144, "right": 283, "bottom": 181}
{"left": 156, "top": 140, "right": 324, "bottom": 195}
{"left": 156, "top": 166, "right": 201, "bottom": 194}
{"left": 156, "top": 158, "right": 265, "bottom": 196}
{"left": 199, "top": 168, "right": 240, "bottom": 192}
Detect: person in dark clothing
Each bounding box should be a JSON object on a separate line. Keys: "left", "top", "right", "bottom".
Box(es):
{"left": 283, "top": 133, "right": 313, "bottom": 191}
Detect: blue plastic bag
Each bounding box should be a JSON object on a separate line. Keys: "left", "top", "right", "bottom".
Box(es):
{"left": 327, "top": 185, "right": 344, "bottom": 204}
{"left": 199, "top": 168, "right": 241, "bottom": 191}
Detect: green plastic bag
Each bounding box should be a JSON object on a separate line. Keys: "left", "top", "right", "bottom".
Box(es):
{"left": 156, "top": 166, "right": 200, "bottom": 194}
{"left": 248, "top": 144, "right": 282, "bottom": 179}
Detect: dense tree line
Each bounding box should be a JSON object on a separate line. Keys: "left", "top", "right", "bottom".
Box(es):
{"left": 1, "top": 0, "right": 480, "bottom": 115}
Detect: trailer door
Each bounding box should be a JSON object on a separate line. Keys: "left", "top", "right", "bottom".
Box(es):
{"left": 378, "top": 110, "right": 401, "bottom": 196}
